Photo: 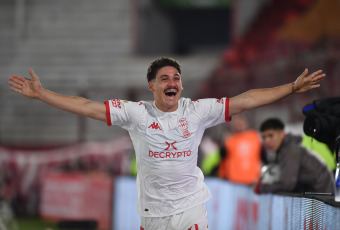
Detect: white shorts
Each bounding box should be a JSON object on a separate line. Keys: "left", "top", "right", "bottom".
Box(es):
{"left": 140, "top": 203, "right": 208, "bottom": 230}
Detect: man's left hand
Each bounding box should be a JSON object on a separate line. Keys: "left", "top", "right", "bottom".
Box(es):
{"left": 292, "top": 69, "right": 326, "bottom": 94}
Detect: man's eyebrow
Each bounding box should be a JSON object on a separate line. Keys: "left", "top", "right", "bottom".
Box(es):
{"left": 159, "top": 73, "right": 181, "bottom": 78}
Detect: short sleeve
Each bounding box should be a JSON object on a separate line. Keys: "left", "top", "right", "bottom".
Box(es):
{"left": 105, "top": 99, "right": 144, "bottom": 130}
{"left": 194, "top": 98, "right": 232, "bottom": 129}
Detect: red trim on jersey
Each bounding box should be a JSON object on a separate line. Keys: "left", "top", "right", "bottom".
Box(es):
{"left": 188, "top": 224, "right": 199, "bottom": 230}
{"left": 105, "top": 101, "right": 112, "bottom": 127}
{"left": 225, "top": 98, "right": 232, "bottom": 122}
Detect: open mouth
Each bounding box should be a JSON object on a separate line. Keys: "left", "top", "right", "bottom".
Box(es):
{"left": 164, "top": 88, "right": 178, "bottom": 98}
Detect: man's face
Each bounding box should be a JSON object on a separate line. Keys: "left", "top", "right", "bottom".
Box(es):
{"left": 231, "top": 116, "right": 248, "bottom": 133}
{"left": 148, "top": 66, "right": 183, "bottom": 112}
{"left": 261, "top": 129, "right": 285, "bottom": 152}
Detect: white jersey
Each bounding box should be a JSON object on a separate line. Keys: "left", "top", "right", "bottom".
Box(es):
{"left": 105, "top": 97, "right": 231, "bottom": 217}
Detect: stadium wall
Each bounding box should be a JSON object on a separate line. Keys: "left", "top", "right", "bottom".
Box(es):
{"left": 113, "top": 177, "right": 340, "bottom": 230}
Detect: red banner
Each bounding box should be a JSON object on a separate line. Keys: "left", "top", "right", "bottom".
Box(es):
{"left": 40, "top": 172, "right": 113, "bottom": 229}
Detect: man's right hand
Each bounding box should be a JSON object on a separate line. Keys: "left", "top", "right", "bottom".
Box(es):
{"left": 9, "top": 69, "right": 42, "bottom": 99}
{"left": 9, "top": 69, "right": 107, "bottom": 123}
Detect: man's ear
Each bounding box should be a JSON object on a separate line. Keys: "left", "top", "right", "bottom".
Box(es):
{"left": 148, "top": 81, "right": 154, "bottom": 92}
{"left": 279, "top": 130, "right": 286, "bottom": 141}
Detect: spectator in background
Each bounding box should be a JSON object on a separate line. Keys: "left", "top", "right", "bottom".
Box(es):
{"left": 218, "top": 115, "right": 263, "bottom": 184}
{"left": 254, "top": 118, "right": 334, "bottom": 194}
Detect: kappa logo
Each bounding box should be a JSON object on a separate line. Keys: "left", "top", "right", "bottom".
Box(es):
{"left": 148, "top": 122, "right": 162, "bottom": 130}
{"left": 165, "top": 141, "right": 177, "bottom": 150}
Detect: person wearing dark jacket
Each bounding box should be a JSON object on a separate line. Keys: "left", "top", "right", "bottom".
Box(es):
{"left": 254, "top": 118, "right": 334, "bottom": 194}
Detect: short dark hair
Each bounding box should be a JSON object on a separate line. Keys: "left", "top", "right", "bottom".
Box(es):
{"left": 147, "top": 57, "right": 181, "bottom": 82}
{"left": 260, "top": 118, "right": 285, "bottom": 132}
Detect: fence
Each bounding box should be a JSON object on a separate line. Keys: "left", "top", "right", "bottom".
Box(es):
{"left": 113, "top": 177, "right": 340, "bottom": 230}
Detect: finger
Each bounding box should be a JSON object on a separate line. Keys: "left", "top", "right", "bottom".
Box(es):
{"left": 309, "top": 70, "right": 323, "bottom": 78}
{"left": 310, "top": 73, "right": 326, "bottom": 83}
{"left": 8, "top": 81, "right": 22, "bottom": 89}
{"left": 10, "top": 87, "right": 22, "bottom": 94}
{"left": 29, "top": 69, "right": 39, "bottom": 80}
{"left": 301, "top": 68, "right": 308, "bottom": 77}
{"left": 314, "top": 73, "right": 326, "bottom": 80}
{"left": 310, "top": 84, "right": 321, "bottom": 89}
{"left": 9, "top": 75, "right": 26, "bottom": 83}
{"left": 9, "top": 75, "right": 26, "bottom": 85}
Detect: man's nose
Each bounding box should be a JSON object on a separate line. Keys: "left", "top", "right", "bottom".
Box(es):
{"left": 263, "top": 139, "right": 270, "bottom": 146}
{"left": 167, "top": 78, "right": 177, "bottom": 86}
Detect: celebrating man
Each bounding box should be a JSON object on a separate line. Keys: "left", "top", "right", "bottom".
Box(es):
{"left": 9, "top": 57, "right": 325, "bottom": 230}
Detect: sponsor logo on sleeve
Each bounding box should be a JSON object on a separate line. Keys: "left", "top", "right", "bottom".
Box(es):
{"left": 111, "top": 99, "right": 121, "bottom": 109}
{"left": 217, "top": 98, "right": 224, "bottom": 104}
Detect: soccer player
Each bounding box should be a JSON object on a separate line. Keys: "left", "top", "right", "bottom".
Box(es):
{"left": 9, "top": 57, "right": 325, "bottom": 230}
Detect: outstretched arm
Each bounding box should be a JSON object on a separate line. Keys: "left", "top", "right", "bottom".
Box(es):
{"left": 9, "top": 69, "right": 107, "bottom": 122}
{"left": 229, "top": 69, "right": 325, "bottom": 116}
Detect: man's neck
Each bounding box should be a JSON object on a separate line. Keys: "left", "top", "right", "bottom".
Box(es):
{"left": 154, "top": 101, "right": 179, "bottom": 112}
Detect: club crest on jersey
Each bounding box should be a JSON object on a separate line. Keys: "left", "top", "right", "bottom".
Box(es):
{"left": 178, "top": 118, "right": 191, "bottom": 138}
{"left": 148, "top": 122, "right": 162, "bottom": 130}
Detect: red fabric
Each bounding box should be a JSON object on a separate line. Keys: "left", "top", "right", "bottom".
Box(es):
{"left": 225, "top": 98, "right": 232, "bottom": 122}
{"left": 188, "top": 224, "right": 199, "bottom": 230}
{"left": 254, "top": 180, "right": 261, "bottom": 194}
{"left": 105, "top": 101, "right": 112, "bottom": 126}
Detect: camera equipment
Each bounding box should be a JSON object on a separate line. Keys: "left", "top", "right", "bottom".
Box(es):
{"left": 302, "top": 97, "right": 340, "bottom": 156}
{"left": 303, "top": 97, "right": 340, "bottom": 201}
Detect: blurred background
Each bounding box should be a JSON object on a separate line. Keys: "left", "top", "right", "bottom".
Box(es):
{"left": 0, "top": 0, "right": 339, "bottom": 229}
